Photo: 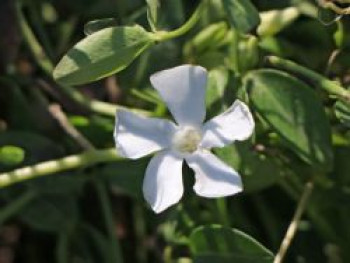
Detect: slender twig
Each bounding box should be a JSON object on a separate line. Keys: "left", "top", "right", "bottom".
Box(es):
{"left": 49, "top": 104, "right": 95, "bottom": 150}
{"left": 274, "top": 181, "right": 314, "bottom": 263}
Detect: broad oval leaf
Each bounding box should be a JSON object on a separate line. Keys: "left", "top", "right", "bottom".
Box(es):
{"left": 222, "top": 0, "right": 260, "bottom": 33}
{"left": 190, "top": 225, "right": 274, "bottom": 263}
{"left": 53, "top": 25, "right": 155, "bottom": 85}
{"left": 245, "top": 69, "right": 333, "bottom": 170}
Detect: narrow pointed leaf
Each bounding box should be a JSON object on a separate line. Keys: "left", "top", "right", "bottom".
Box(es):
{"left": 146, "top": 0, "right": 159, "bottom": 31}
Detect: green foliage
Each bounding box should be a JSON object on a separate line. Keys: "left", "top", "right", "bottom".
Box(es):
{"left": 245, "top": 69, "right": 333, "bottom": 170}
{"left": 53, "top": 25, "right": 155, "bottom": 85}
{"left": 190, "top": 225, "right": 274, "bottom": 263}
{"left": 222, "top": 0, "right": 260, "bottom": 33}
{"left": 146, "top": 0, "right": 159, "bottom": 31}
{"left": 0, "top": 145, "right": 25, "bottom": 166}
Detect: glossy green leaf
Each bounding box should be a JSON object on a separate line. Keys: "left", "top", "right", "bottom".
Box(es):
{"left": 53, "top": 25, "right": 155, "bottom": 85}
{"left": 245, "top": 69, "right": 333, "bottom": 169}
{"left": 190, "top": 225, "right": 274, "bottom": 263}
{"left": 0, "top": 145, "right": 25, "bottom": 166}
{"left": 222, "top": 0, "right": 260, "bottom": 33}
{"left": 146, "top": 0, "right": 159, "bottom": 31}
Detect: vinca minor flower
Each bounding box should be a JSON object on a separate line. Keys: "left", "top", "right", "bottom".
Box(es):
{"left": 114, "top": 65, "right": 255, "bottom": 213}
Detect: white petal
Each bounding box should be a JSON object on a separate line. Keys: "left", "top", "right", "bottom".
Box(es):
{"left": 150, "top": 65, "right": 207, "bottom": 126}
{"left": 143, "top": 151, "right": 184, "bottom": 213}
{"left": 186, "top": 151, "right": 242, "bottom": 198}
{"left": 200, "top": 100, "right": 254, "bottom": 149}
{"left": 114, "top": 110, "right": 176, "bottom": 159}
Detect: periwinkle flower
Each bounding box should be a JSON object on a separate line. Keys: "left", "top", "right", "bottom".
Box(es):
{"left": 114, "top": 65, "right": 254, "bottom": 213}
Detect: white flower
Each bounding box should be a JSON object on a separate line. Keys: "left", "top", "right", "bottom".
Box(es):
{"left": 114, "top": 65, "right": 255, "bottom": 213}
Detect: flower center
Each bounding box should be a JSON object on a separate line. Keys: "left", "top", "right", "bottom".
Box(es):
{"left": 171, "top": 126, "right": 202, "bottom": 154}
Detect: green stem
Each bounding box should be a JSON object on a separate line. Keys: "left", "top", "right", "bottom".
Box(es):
{"left": 0, "top": 148, "right": 120, "bottom": 188}
{"left": 95, "top": 179, "right": 124, "bottom": 263}
{"left": 56, "top": 229, "right": 70, "bottom": 263}
{"left": 266, "top": 56, "right": 350, "bottom": 103}
{"left": 216, "top": 198, "right": 230, "bottom": 226}
{"left": 0, "top": 190, "right": 37, "bottom": 224}
{"left": 153, "top": 1, "right": 206, "bottom": 42}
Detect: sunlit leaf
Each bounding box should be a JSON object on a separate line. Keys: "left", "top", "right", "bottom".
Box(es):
{"left": 54, "top": 25, "right": 155, "bottom": 85}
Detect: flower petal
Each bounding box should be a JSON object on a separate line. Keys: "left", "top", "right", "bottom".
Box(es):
{"left": 143, "top": 151, "right": 184, "bottom": 213}
{"left": 200, "top": 100, "right": 255, "bottom": 149}
{"left": 186, "top": 151, "right": 242, "bottom": 198}
{"left": 114, "top": 110, "right": 176, "bottom": 159}
{"left": 150, "top": 65, "right": 207, "bottom": 126}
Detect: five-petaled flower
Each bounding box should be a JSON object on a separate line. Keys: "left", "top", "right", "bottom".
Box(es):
{"left": 114, "top": 65, "right": 255, "bottom": 213}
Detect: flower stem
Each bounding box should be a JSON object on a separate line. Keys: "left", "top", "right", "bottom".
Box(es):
{"left": 153, "top": 1, "right": 206, "bottom": 42}
{"left": 274, "top": 181, "right": 314, "bottom": 263}
{"left": 0, "top": 148, "right": 120, "bottom": 188}
{"left": 266, "top": 56, "right": 350, "bottom": 104}
{"left": 95, "top": 179, "right": 124, "bottom": 263}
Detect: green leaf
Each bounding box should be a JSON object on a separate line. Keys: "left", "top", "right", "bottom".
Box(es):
{"left": 215, "top": 142, "right": 284, "bottom": 193}
{"left": 245, "top": 69, "right": 333, "bottom": 170}
{"left": 53, "top": 25, "right": 155, "bottom": 85}
{"left": 101, "top": 159, "right": 148, "bottom": 199}
{"left": 206, "top": 67, "right": 229, "bottom": 118}
{"left": 0, "top": 145, "right": 25, "bottom": 166}
{"left": 222, "top": 0, "right": 260, "bottom": 33}
{"left": 190, "top": 225, "right": 274, "bottom": 263}
{"left": 257, "top": 7, "right": 300, "bottom": 37}
{"left": 146, "top": 0, "right": 159, "bottom": 31}
{"left": 334, "top": 98, "right": 350, "bottom": 128}
{"left": 83, "top": 18, "right": 117, "bottom": 36}
{"left": 20, "top": 195, "right": 78, "bottom": 232}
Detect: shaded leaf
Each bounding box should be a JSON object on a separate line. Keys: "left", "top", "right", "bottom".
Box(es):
{"left": 245, "top": 69, "right": 333, "bottom": 170}
{"left": 222, "top": 0, "right": 260, "bottom": 33}
{"left": 190, "top": 225, "right": 274, "bottom": 263}
{"left": 215, "top": 142, "right": 284, "bottom": 193}
{"left": 334, "top": 98, "right": 350, "bottom": 128}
